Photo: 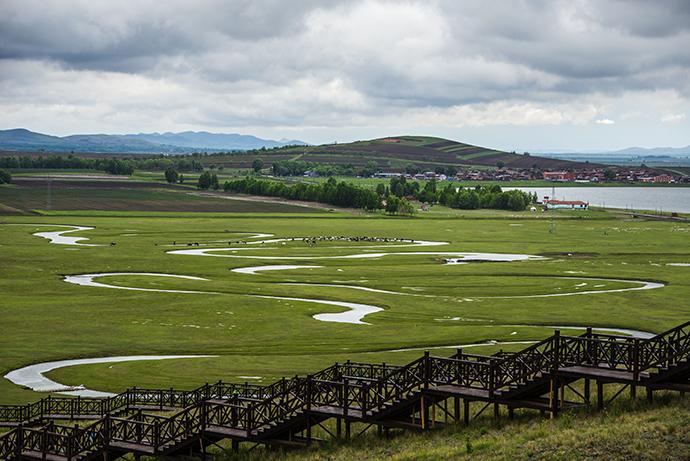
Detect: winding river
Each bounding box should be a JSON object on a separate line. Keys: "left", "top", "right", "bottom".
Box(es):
{"left": 4, "top": 355, "right": 217, "bottom": 398}
{"left": 3, "top": 224, "right": 667, "bottom": 397}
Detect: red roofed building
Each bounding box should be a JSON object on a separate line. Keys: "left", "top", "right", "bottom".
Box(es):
{"left": 543, "top": 171, "right": 576, "bottom": 182}
{"left": 653, "top": 174, "right": 674, "bottom": 183}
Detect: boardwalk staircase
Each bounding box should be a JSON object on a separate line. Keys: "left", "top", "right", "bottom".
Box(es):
{"left": 1, "top": 320, "right": 688, "bottom": 460}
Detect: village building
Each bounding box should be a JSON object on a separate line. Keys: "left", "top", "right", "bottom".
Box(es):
{"left": 544, "top": 199, "right": 589, "bottom": 210}
{"left": 653, "top": 174, "right": 674, "bottom": 183}
{"left": 543, "top": 171, "right": 576, "bottom": 182}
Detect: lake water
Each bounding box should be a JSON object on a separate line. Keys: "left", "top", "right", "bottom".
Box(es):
{"left": 506, "top": 187, "right": 690, "bottom": 213}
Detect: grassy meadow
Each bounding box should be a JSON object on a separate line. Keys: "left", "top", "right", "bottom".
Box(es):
{"left": 1, "top": 196, "right": 689, "bottom": 404}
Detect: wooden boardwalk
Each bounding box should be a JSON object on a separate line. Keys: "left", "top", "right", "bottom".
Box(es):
{"left": 1, "top": 321, "right": 688, "bottom": 460}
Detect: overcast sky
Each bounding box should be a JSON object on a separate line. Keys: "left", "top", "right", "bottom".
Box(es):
{"left": 1, "top": 0, "right": 689, "bottom": 151}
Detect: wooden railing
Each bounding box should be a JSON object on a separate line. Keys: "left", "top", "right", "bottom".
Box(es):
{"left": 640, "top": 320, "right": 690, "bottom": 369}
{"left": 429, "top": 355, "right": 496, "bottom": 391}
{"left": 1, "top": 320, "right": 688, "bottom": 460}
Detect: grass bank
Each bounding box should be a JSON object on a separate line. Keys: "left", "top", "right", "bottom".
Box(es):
{"left": 221, "top": 395, "right": 690, "bottom": 461}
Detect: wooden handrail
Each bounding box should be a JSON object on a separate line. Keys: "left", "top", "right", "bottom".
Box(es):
{"left": 1, "top": 320, "right": 688, "bottom": 461}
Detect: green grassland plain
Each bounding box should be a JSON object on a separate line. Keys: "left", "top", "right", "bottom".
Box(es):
{"left": 1, "top": 204, "right": 689, "bottom": 404}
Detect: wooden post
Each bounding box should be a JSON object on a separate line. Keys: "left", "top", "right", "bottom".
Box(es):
{"left": 336, "top": 418, "right": 342, "bottom": 438}
{"left": 597, "top": 381, "right": 604, "bottom": 411}
{"left": 508, "top": 407, "right": 514, "bottom": 420}
{"left": 424, "top": 351, "right": 431, "bottom": 389}
{"left": 231, "top": 440, "right": 239, "bottom": 453}
{"left": 584, "top": 378, "right": 591, "bottom": 405}
{"left": 463, "top": 399, "right": 470, "bottom": 426}
{"left": 420, "top": 396, "right": 426, "bottom": 430}
{"left": 550, "top": 377, "right": 559, "bottom": 418}
{"left": 647, "top": 387, "right": 653, "bottom": 403}
{"left": 345, "top": 420, "right": 351, "bottom": 439}
{"left": 632, "top": 338, "right": 639, "bottom": 399}
{"left": 431, "top": 399, "right": 436, "bottom": 428}
{"left": 136, "top": 409, "right": 143, "bottom": 443}
{"left": 454, "top": 397, "right": 460, "bottom": 422}
{"left": 15, "top": 424, "right": 23, "bottom": 460}
{"left": 586, "top": 327, "right": 593, "bottom": 363}
{"left": 493, "top": 402, "right": 499, "bottom": 420}
{"left": 553, "top": 330, "right": 561, "bottom": 369}
{"left": 306, "top": 375, "right": 312, "bottom": 412}
{"left": 42, "top": 425, "right": 47, "bottom": 460}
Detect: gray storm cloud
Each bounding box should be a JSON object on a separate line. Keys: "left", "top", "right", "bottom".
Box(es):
{"left": 0, "top": 0, "right": 688, "bottom": 148}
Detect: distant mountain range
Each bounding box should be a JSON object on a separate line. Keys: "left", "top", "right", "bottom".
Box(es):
{"left": 598, "top": 146, "right": 690, "bottom": 157}
{"left": 0, "top": 128, "right": 307, "bottom": 153}
{"left": 539, "top": 146, "right": 690, "bottom": 158}
{"left": 538, "top": 145, "right": 690, "bottom": 166}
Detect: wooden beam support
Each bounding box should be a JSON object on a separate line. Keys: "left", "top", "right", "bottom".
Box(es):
{"left": 597, "top": 381, "right": 604, "bottom": 411}
{"left": 550, "top": 377, "right": 559, "bottom": 418}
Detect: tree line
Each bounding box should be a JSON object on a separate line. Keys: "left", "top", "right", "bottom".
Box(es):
{"left": 271, "top": 159, "right": 380, "bottom": 178}
{"left": 0, "top": 155, "right": 203, "bottom": 175}
{"left": 381, "top": 177, "right": 536, "bottom": 211}
{"left": 223, "top": 176, "right": 383, "bottom": 211}
{"left": 202, "top": 174, "right": 534, "bottom": 213}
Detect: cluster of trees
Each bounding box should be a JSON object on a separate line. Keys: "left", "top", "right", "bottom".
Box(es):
{"left": 0, "top": 154, "right": 203, "bottom": 175}
{"left": 223, "top": 176, "right": 382, "bottom": 211}
{"left": 387, "top": 176, "right": 421, "bottom": 197}
{"left": 403, "top": 164, "right": 458, "bottom": 177}
{"left": 271, "top": 160, "right": 380, "bottom": 178}
{"left": 102, "top": 159, "right": 134, "bottom": 175}
{"left": 376, "top": 177, "right": 535, "bottom": 211}
{"left": 384, "top": 196, "right": 415, "bottom": 215}
{"left": 197, "top": 171, "right": 220, "bottom": 189}
{"left": 0, "top": 169, "right": 11, "bottom": 184}
{"left": 164, "top": 167, "right": 186, "bottom": 184}
{"left": 437, "top": 184, "right": 536, "bottom": 211}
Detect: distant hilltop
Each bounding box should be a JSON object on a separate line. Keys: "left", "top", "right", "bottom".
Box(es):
{"left": 0, "top": 131, "right": 604, "bottom": 171}
{"left": 269, "top": 135, "right": 602, "bottom": 171}
{"left": 0, "top": 128, "right": 308, "bottom": 154}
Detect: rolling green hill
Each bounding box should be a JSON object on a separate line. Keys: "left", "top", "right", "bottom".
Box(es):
{"left": 206, "top": 136, "right": 602, "bottom": 171}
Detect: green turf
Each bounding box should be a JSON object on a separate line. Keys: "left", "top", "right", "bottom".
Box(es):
{"left": 0, "top": 205, "right": 689, "bottom": 404}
